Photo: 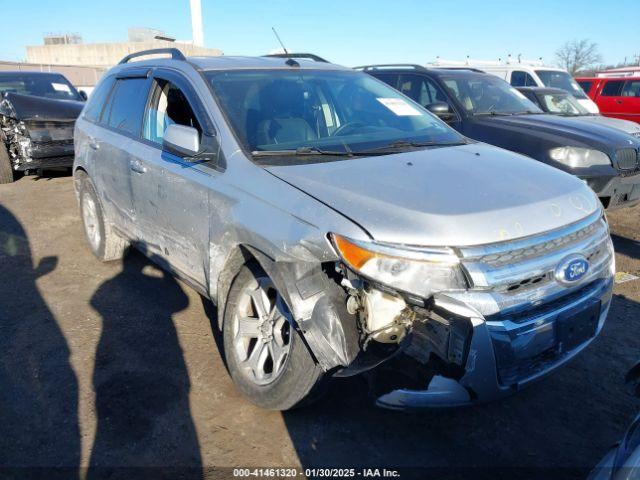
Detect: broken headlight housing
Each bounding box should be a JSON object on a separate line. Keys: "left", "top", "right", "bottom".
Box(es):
{"left": 549, "top": 147, "right": 611, "bottom": 168}
{"left": 331, "top": 234, "right": 468, "bottom": 298}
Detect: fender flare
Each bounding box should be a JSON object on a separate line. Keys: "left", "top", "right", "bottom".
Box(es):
{"left": 217, "top": 244, "right": 360, "bottom": 371}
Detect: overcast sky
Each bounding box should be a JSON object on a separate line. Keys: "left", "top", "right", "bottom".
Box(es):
{"left": 1, "top": 0, "right": 638, "bottom": 67}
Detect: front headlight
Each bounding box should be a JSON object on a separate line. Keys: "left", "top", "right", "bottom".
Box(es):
{"left": 549, "top": 147, "right": 611, "bottom": 168}
{"left": 331, "top": 234, "right": 468, "bottom": 298}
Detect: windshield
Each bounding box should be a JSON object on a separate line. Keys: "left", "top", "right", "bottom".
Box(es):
{"left": 205, "top": 69, "right": 464, "bottom": 156}
{"left": 535, "top": 70, "right": 588, "bottom": 99}
{"left": 538, "top": 92, "right": 589, "bottom": 116}
{"left": 440, "top": 74, "right": 542, "bottom": 115}
{"left": 0, "top": 73, "right": 82, "bottom": 101}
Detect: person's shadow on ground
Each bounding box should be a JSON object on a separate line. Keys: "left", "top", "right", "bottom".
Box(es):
{"left": 0, "top": 204, "right": 79, "bottom": 479}
{"left": 87, "top": 249, "right": 202, "bottom": 479}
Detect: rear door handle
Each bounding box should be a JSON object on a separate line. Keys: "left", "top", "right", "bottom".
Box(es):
{"left": 130, "top": 159, "right": 147, "bottom": 174}
{"left": 88, "top": 137, "right": 100, "bottom": 150}
{"left": 616, "top": 99, "right": 624, "bottom": 104}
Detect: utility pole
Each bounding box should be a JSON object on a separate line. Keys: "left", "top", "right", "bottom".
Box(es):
{"left": 190, "top": 0, "right": 204, "bottom": 47}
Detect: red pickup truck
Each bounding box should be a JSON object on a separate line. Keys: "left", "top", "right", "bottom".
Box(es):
{"left": 576, "top": 76, "right": 640, "bottom": 124}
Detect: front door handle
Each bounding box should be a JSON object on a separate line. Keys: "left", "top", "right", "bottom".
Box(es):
{"left": 130, "top": 159, "right": 147, "bottom": 174}
{"left": 616, "top": 99, "right": 624, "bottom": 105}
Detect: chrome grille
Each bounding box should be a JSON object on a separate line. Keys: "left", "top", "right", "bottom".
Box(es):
{"left": 473, "top": 220, "right": 600, "bottom": 268}
{"left": 449, "top": 210, "right": 614, "bottom": 317}
{"left": 616, "top": 148, "right": 639, "bottom": 170}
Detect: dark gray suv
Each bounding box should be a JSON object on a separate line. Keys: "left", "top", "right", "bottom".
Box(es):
{"left": 74, "top": 49, "right": 614, "bottom": 410}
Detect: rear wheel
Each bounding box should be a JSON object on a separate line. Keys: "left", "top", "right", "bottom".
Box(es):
{"left": 223, "top": 264, "right": 325, "bottom": 410}
{"left": 78, "top": 174, "right": 128, "bottom": 262}
{"left": 0, "top": 142, "right": 14, "bottom": 184}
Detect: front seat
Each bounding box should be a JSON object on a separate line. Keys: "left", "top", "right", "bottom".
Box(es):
{"left": 255, "top": 81, "right": 318, "bottom": 147}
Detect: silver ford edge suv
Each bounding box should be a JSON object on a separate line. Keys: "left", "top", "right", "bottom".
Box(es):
{"left": 73, "top": 49, "right": 615, "bottom": 410}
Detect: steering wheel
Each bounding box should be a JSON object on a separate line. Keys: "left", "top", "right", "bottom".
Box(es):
{"left": 332, "top": 121, "right": 366, "bottom": 137}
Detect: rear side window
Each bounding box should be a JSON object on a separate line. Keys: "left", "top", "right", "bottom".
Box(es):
{"left": 577, "top": 81, "right": 593, "bottom": 94}
{"left": 83, "top": 76, "right": 115, "bottom": 122}
{"left": 622, "top": 80, "right": 640, "bottom": 97}
{"left": 103, "top": 78, "right": 149, "bottom": 135}
{"left": 510, "top": 71, "right": 537, "bottom": 87}
{"left": 398, "top": 74, "right": 448, "bottom": 106}
{"left": 371, "top": 73, "right": 399, "bottom": 89}
{"left": 601, "top": 80, "right": 624, "bottom": 97}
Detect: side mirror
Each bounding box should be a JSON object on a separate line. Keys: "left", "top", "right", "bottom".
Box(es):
{"left": 79, "top": 90, "right": 88, "bottom": 101}
{"left": 163, "top": 124, "right": 200, "bottom": 158}
{"left": 426, "top": 102, "right": 454, "bottom": 121}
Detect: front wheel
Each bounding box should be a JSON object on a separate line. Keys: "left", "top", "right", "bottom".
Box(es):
{"left": 223, "top": 264, "right": 325, "bottom": 410}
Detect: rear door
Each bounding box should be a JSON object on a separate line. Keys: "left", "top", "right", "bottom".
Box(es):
{"left": 94, "top": 71, "right": 151, "bottom": 235}
{"left": 130, "top": 69, "right": 220, "bottom": 289}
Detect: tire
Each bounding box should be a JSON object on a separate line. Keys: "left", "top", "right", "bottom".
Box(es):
{"left": 0, "top": 142, "right": 14, "bottom": 184}
{"left": 78, "top": 174, "right": 128, "bottom": 262}
{"left": 223, "top": 264, "right": 325, "bottom": 410}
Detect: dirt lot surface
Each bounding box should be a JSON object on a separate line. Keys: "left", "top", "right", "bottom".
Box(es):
{"left": 1, "top": 173, "right": 639, "bottom": 479}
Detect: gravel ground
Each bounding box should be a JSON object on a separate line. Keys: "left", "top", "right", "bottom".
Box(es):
{"left": 0, "top": 172, "right": 639, "bottom": 480}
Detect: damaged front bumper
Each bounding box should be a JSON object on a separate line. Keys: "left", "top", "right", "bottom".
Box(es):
{"left": 376, "top": 277, "right": 613, "bottom": 409}
{"left": 1, "top": 114, "right": 75, "bottom": 171}
{"left": 586, "top": 170, "right": 640, "bottom": 210}
{"left": 0, "top": 92, "right": 80, "bottom": 172}
{"left": 365, "top": 210, "right": 615, "bottom": 409}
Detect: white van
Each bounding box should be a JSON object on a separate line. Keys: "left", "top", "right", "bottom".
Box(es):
{"left": 430, "top": 59, "right": 599, "bottom": 113}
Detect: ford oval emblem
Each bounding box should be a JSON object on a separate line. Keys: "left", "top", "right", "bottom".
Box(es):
{"left": 555, "top": 255, "right": 590, "bottom": 284}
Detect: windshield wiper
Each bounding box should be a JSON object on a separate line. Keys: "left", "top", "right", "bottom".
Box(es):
{"left": 353, "top": 139, "right": 467, "bottom": 154}
{"left": 252, "top": 140, "right": 467, "bottom": 158}
{"left": 251, "top": 146, "right": 353, "bottom": 157}
{"left": 512, "top": 110, "right": 545, "bottom": 115}
{"left": 473, "top": 111, "right": 515, "bottom": 117}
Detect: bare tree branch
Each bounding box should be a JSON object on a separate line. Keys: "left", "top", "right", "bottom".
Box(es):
{"left": 555, "top": 39, "right": 602, "bottom": 75}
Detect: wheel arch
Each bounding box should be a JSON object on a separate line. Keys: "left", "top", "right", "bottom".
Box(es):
{"left": 216, "top": 243, "right": 360, "bottom": 372}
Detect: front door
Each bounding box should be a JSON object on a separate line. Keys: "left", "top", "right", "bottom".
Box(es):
{"left": 597, "top": 79, "right": 628, "bottom": 121}
{"left": 130, "top": 70, "right": 218, "bottom": 289}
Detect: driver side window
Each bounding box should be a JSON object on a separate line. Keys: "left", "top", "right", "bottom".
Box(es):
{"left": 143, "top": 79, "right": 202, "bottom": 145}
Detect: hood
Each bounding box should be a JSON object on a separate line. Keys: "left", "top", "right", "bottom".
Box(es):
{"left": 472, "top": 114, "right": 640, "bottom": 150}
{"left": 266, "top": 143, "right": 600, "bottom": 247}
{"left": 575, "top": 115, "right": 640, "bottom": 136}
{"left": 0, "top": 92, "right": 83, "bottom": 122}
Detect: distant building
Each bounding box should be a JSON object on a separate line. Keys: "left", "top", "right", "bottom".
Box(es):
{"left": 44, "top": 33, "right": 83, "bottom": 46}
{"left": 26, "top": 30, "right": 223, "bottom": 68}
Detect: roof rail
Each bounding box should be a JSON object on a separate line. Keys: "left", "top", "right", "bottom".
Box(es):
{"left": 434, "top": 67, "right": 486, "bottom": 73}
{"left": 354, "top": 64, "right": 427, "bottom": 71}
{"left": 264, "top": 53, "right": 329, "bottom": 63}
{"left": 119, "top": 48, "right": 187, "bottom": 65}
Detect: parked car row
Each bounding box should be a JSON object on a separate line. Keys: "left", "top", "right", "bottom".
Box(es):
{"left": 577, "top": 76, "right": 640, "bottom": 125}
{"left": 359, "top": 64, "right": 640, "bottom": 209}
{"left": 430, "top": 59, "right": 601, "bottom": 113}
{"left": 70, "top": 49, "right": 618, "bottom": 411}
